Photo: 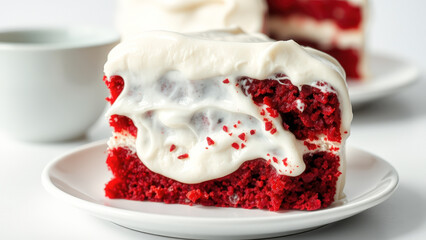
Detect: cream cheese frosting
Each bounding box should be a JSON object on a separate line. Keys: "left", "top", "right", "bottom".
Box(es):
{"left": 104, "top": 29, "right": 352, "bottom": 190}
{"left": 116, "top": 0, "right": 266, "bottom": 39}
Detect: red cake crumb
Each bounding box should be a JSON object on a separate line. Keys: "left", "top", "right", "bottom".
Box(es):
{"left": 104, "top": 74, "right": 343, "bottom": 211}
{"left": 169, "top": 144, "right": 176, "bottom": 152}
{"left": 266, "top": 107, "right": 279, "bottom": 118}
{"left": 178, "top": 154, "right": 189, "bottom": 159}
{"left": 186, "top": 189, "right": 203, "bottom": 203}
{"left": 105, "top": 147, "right": 340, "bottom": 211}
{"left": 238, "top": 133, "right": 246, "bottom": 141}
{"left": 265, "top": 121, "right": 273, "bottom": 131}
{"left": 206, "top": 137, "right": 215, "bottom": 146}
{"left": 223, "top": 125, "right": 229, "bottom": 132}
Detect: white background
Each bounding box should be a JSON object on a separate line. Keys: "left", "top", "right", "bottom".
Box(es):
{"left": 0, "top": 0, "right": 425, "bottom": 239}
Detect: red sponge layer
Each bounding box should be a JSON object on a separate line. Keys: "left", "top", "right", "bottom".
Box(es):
{"left": 105, "top": 147, "right": 341, "bottom": 211}
{"left": 267, "top": 0, "right": 362, "bottom": 29}
{"left": 240, "top": 76, "right": 341, "bottom": 142}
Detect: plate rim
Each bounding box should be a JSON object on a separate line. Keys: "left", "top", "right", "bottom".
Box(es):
{"left": 41, "top": 140, "right": 399, "bottom": 236}
{"left": 348, "top": 52, "right": 421, "bottom": 106}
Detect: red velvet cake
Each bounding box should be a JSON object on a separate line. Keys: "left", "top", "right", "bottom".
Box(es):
{"left": 265, "top": 0, "right": 367, "bottom": 80}
{"left": 116, "top": 0, "right": 367, "bottom": 80}
{"left": 103, "top": 29, "right": 352, "bottom": 211}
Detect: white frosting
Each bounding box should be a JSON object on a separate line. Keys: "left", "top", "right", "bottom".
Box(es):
{"left": 107, "top": 130, "right": 136, "bottom": 153}
{"left": 116, "top": 0, "right": 266, "bottom": 39}
{"left": 295, "top": 99, "right": 305, "bottom": 112}
{"left": 267, "top": 15, "right": 364, "bottom": 49}
{"left": 346, "top": 0, "right": 367, "bottom": 6}
{"left": 104, "top": 29, "right": 352, "bottom": 186}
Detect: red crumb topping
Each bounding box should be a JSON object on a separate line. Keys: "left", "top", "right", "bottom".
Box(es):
{"left": 231, "top": 143, "right": 240, "bottom": 150}
{"left": 282, "top": 158, "right": 288, "bottom": 166}
{"left": 330, "top": 146, "right": 340, "bottom": 152}
{"left": 206, "top": 137, "right": 215, "bottom": 146}
{"left": 250, "top": 130, "right": 256, "bottom": 135}
{"left": 170, "top": 144, "right": 176, "bottom": 152}
{"left": 265, "top": 121, "right": 273, "bottom": 131}
{"left": 241, "top": 143, "right": 246, "bottom": 149}
{"left": 238, "top": 133, "right": 246, "bottom": 141}
{"left": 223, "top": 125, "right": 229, "bottom": 132}
{"left": 223, "top": 79, "right": 230, "bottom": 84}
{"left": 177, "top": 154, "right": 189, "bottom": 159}
{"left": 105, "top": 147, "right": 341, "bottom": 211}
{"left": 270, "top": 128, "right": 277, "bottom": 135}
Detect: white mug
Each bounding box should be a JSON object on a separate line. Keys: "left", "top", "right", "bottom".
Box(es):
{"left": 0, "top": 27, "right": 119, "bottom": 142}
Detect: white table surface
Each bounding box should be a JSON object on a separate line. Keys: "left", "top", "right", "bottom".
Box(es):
{"left": 1, "top": 0, "right": 425, "bottom": 239}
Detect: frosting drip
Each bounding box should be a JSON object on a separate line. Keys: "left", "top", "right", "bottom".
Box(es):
{"left": 104, "top": 29, "right": 352, "bottom": 184}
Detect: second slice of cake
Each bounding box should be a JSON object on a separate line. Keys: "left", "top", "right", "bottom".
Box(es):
{"left": 103, "top": 29, "right": 352, "bottom": 211}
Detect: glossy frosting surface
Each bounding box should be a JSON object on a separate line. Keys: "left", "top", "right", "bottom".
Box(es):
{"left": 116, "top": 0, "right": 266, "bottom": 39}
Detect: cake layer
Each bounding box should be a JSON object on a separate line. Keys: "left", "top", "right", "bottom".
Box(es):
{"left": 266, "top": 15, "right": 363, "bottom": 49}
{"left": 105, "top": 146, "right": 341, "bottom": 211}
{"left": 266, "top": 0, "right": 363, "bottom": 29}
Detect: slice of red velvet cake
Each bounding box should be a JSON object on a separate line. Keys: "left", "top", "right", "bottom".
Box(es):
{"left": 103, "top": 29, "right": 352, "bottom": 211}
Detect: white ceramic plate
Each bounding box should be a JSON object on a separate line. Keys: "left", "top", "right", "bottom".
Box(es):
{"left": 348, "top": 53, "right": 420, "bottom": 108}
{"left": 42, "top": 141, "right": 398, "bottom": 239}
